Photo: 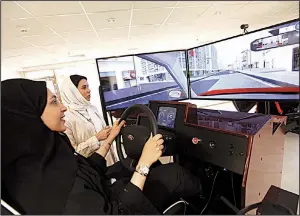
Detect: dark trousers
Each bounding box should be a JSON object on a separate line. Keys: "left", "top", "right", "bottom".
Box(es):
{"left": 107, "top": 160, "right": 202, "bottom": 212}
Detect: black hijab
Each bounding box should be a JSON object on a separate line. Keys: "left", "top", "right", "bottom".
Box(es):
{"left": 1, "top": 79, "right": 78, "bottom": 214}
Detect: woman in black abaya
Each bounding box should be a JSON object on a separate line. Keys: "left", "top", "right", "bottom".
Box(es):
{"left": 1, "top": 79, "right": 202, "bottom": 215}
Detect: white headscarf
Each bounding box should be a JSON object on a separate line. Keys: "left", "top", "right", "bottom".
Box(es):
{"left": 60, "top": 76, "right": 105, "bottom": 132}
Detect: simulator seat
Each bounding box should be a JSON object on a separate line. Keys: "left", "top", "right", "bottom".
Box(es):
{"left": 1, "top": 198, "right": 188, "bottom": 215}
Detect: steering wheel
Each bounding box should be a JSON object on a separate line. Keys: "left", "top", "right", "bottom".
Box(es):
{"left": 116, "top": 104, "right": 158, "bottom": 172}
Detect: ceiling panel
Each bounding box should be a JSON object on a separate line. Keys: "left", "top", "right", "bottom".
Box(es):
{"left": 21, "top": 34, "right": 66, "bottom": 46}
{"left": 133, "top": 1, "right": 176, "bottom": 9}
{"left": 228, "top": 1, "right": 299, "bottom": 19}
{"left": 82, "top": 1, "right": 133, "bottom": 13}
{"left": 160, "top": 22, "right": 195, "bottom": 34}
{"left": 18, "top": 1, "right": 84, "bottom": 17}
{"left": 40, "top": 14, "right": 92, "bottom": 32}
{"left": 250, "top": 13, "right": 299, "bottom": 31}
{"left": 17, "top": 54, "right": 58, "bottom": 68}
{"left": 215, "top": 1, "right": 251, "bottom": 5}
{"left": 285, "top": 5, "right": 300, "bottom": 16}
{"left": 60, "top": 30, "right": 99, "bottom": 44}
{"left": 1, "top": 37, "right": 34, "bottom": 50}
{"left": 1, "top": 0, "right": 298, "bottom": 71}
{"left": 89, "top": 10, "right": 131, "bottom": 29}
{"left": 195, "top": 29, "right": 235, "bottom": 44}
{"left": 41, "top": 43, "right": 102, "bottom": 55}
{"left": 130, "top": 24, "right": 160, "bottom": 37}
{"left": 2, "top": 18, "right": 54, "bottom": 38}
{"left": 97, "top": 27, "right": 128, "bottom": 39}
{"left": 1, "top": 2, "right": 33, "bottom": 20}
{"left": 128, "top": 35, "right": 159, "bottom": 50}
{"left": 193, "top": 17, "right": 243, "bottom": 32}
{"left": 199, "top": 2, "right": 249, "bottom": 19}
{"left": 129, "top": 34, "right": 158, "bottom": 41}
{"left": 167, "top": 6, "right": 211, "bottom": 23}
{"left": 40, "top": 44, "right": 73, "bottom": 55}
{"left": 131, "top": 8, "right": 172, "bottom": 25}
{"left": 2, "top": 55, "right": 46, "bottom": 69}
{"left": 2, "top": 47, "right": 48, "bottom": 58}
{"left": 176, "top": 1, "right": 213, "bottom": 8}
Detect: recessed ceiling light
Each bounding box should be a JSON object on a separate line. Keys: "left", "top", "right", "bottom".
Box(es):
{"left": 214, "top": 11, "right": 222, "bottom": 15}
{"left": 106, "top": 18, "right": 116, "bottom": 23}
{"left": 68, "top": 52, "right": 86, "bottom": 58}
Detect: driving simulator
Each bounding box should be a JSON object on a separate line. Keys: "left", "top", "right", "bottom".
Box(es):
{"left": 96, "top": 19, "right": 299, "bottom": 215}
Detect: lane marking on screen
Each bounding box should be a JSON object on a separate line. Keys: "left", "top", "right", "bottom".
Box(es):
{"left": 239, "top": 73, "right": 277, "bottom": 87}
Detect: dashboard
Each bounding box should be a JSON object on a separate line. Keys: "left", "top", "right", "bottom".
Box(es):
{"left": 125, "top": 100, "right": 283, "bottom": 176}
{"left": 112, "top": 100, "right": 287, "bottom": 211}
{"left": 137, "top": 100, "right": 252, "bottom": 175}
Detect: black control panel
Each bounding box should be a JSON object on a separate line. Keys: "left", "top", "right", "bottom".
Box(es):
{"left": 138, "top": 101, "right": 249, "bottom": 175}
{"left": 178, "top": 126, "right": 249, "bottom": 175}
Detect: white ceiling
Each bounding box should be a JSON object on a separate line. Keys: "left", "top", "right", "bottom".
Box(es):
{"left": 1, "top": 1, "right": 299, "bottom": 71}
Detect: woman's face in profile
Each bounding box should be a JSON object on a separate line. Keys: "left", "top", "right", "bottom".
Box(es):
{"left": 41, "top": 89, "right": 67, "bottom": 132}
{"left": 77, "top": 79, "right": 91, "bottom": 101}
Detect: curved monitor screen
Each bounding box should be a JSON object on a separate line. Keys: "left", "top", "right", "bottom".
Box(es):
{"left": 97, "top": 51, "right": 188, "bottom": 111}
{"left": 187, "top": 20, "right": 299, "bottom": 100}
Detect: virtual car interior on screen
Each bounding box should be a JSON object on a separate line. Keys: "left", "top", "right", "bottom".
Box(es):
{"left": 97, "top": 51, "right": 188, "bottom": 111}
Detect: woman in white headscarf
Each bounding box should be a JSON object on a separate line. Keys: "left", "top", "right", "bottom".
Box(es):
{"left": 60, "top": 75, "right": 116, "bottom": 165}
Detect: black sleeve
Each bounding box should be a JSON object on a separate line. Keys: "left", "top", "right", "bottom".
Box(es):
{"left": 86, "top": 153, "right": 108, "bottom": 174}
{"left": 63, "top": 186, "right": 111, "bottom": 215}
{"left": 85, "top": 154, "right": 160, "bottom": 214}
{"left": 63, "top": 180, "right": 160, "bottom": 215}
{"left": 118, "top": 182, "right": 160, "bottom": 214}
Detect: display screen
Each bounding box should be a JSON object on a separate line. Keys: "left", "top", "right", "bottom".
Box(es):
{"left": 157, "top": 106, "right": 177, "bottom": 128}
{"left": 187, "top": 20, "right": 299, "bottom": 100}
{"left": 97, "top": 51, "right": 188, "bottom": 111}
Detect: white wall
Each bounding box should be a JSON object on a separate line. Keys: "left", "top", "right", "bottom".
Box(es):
{"left": 21, "top": 59, "right": 105, "bottom": 119}
{"left": 54, "top": 61, "right": 103, "bottom": 116}
{"left": 1, "top": 67, "right": 23, "bottom": 81}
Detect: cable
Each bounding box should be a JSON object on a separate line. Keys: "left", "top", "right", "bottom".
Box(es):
{"left": 237, "top": 202, "right": 262, "bottom": 215}
{"left": 219, "top": 196, "right": 239, "bottom": 214}
{"left": 231, "top": 172, "right": 237, "bottom": 207}
{"left": 200, "top": 170, "right": 219, "bottom": 215}
{"left": 163, "top": 200, "right": 187, "bottom": 215}
{"left": 182, "top": 199, "right": 187, "bottom": 215}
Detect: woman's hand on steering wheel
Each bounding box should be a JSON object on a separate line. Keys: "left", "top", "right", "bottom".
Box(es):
{"left": 107, "top": 119, "right": 126, "bottom": 142}
{"left": 139, "top": 134, "right": 164, "bottom": 167}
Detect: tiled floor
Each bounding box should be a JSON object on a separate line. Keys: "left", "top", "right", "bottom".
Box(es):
{"left": 281, "top": 132, "right": 299, "bottom": 213}
{"left": 281, "top": 132, "right": 299, "bottom": 195}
